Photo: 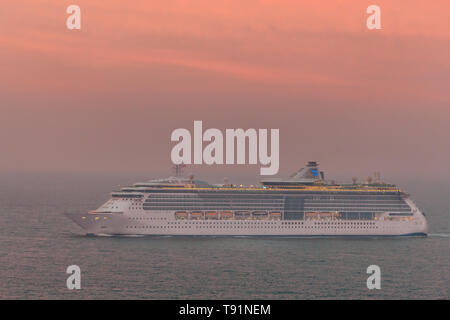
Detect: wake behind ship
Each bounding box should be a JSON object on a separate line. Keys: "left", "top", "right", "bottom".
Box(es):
{"left": 65, "top": 161, "right": 428, "bottom": 237}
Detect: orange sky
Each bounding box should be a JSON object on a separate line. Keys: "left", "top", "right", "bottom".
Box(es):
{"left": 1, "top": 1, "right": 450, "bottom": 180}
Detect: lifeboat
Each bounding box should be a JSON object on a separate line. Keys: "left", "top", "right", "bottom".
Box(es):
{"left": 319, "top": 212, "right": 334, "bottom": 217}
{"left": 252, "top": 211, "right": 268, "bottom": 219}
{"left": 190, "top": 211, "right": 204, "bottom": 219}
{"left": 234, "top": 211, "right": 251, "bottom": 219}
{"left": 269, "top": 211, "right": 282, "bottom": 220}
{"left": 315, "top": 211, "right": 339, "bottom": 220}
{"left": 220, "top": 211, "right": 233, "bottom": 219}
{"left": 175, "top": 211, "right": 188, "bottom": 219}
{"left": 205, "top": 211, "right": 219, "bottom": 219}
{"left": 305, "top": 212, "right": 320, "bottom": 220}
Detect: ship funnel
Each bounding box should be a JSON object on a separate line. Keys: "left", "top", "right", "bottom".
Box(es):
{"left": 289, "top": 161, "right": 321, "bottom": 181}
{"left": 261, "top": 161, "right": 323, "bottom": 187}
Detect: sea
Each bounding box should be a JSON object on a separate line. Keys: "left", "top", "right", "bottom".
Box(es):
{"left": 0, "top": 172, "right": 448, "bottom": 299}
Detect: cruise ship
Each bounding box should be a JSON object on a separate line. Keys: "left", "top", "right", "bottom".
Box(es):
{"left": 65, "top": 162, "right": 428, "bottom": 237}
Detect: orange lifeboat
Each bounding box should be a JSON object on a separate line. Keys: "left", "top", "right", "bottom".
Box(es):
{"left": 205, "top": 211, "right": 219, "bottom": 219}
{"left": 269, "top": 211, "right": 282, "bottom": 220}
{"left": 220, "top": 211, "right": 233, "bottom": 219}
{"left": 190, "top": 211, "right": 204, "bottom": 219}
{"left": 175, "top": 211, "right": 188, "bottom": 219}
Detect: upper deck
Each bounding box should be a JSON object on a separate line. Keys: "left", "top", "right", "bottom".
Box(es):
{"left": 111, "top": 161, "right": 403, "bottom": 197}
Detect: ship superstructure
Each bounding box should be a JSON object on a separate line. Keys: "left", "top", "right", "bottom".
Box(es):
{"left": 65, "top": 162, "right": 428, "bottom": 237}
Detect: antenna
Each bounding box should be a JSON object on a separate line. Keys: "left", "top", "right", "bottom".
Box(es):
{"left": 374, "top": 172, "right": 381, "bottom": 184}
{"left": 173, "top": 164, "right": 186, "bottom": 177}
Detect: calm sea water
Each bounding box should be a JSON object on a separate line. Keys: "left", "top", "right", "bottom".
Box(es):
{"left": 0, "top": 172, "right": 448, "bottom": 299}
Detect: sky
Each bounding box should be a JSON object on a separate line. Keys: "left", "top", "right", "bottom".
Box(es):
{"left": 1, "top": 1, "right": 449, "bottom": 182}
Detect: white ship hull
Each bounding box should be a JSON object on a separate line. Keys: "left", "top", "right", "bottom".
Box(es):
{"left": 65, "top": 199, "right": 428, "bottom": 237}
{"left": 64, "top": 162, "right": 429, "bottom": 237}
